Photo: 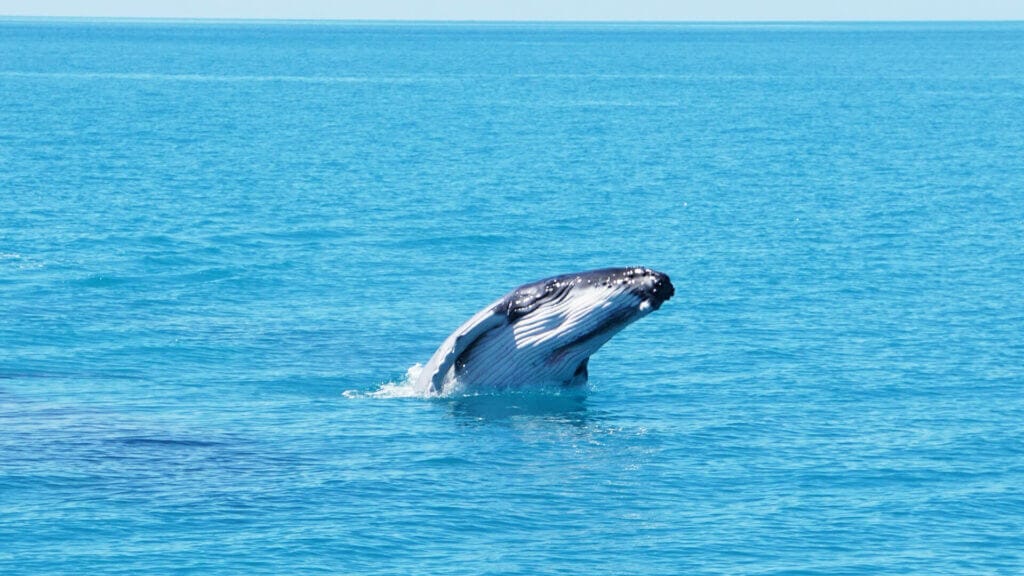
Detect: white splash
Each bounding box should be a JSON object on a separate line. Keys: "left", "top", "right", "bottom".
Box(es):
{"left": 344, "top": 364, "right": 430, "bottom": 399}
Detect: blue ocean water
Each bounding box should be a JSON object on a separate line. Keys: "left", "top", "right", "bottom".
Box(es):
{"left": 2, "top": 18, "right": 1023, "bottom": 574}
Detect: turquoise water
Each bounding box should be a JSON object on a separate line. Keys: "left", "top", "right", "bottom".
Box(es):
{"left": 2, "top": 19, "right": 1023, "bottom": 574}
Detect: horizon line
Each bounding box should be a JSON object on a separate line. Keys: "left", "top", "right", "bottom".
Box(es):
{"left": 2, "top": 15, "right": 1024, "bottom": 24}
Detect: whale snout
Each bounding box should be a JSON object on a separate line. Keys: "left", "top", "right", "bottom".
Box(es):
{"left": 585, "top": 266, "right": 674, "bottom": 311}
{"left": 643, "top": 269, "right": 674, "bottom": 310}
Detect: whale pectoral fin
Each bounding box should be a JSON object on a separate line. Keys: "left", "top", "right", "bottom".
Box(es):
{"left": 568, "top": 358, "right": 589, "bottom": 386}
{"left": 422, "top": 305, "right": 507, "bottom": 395}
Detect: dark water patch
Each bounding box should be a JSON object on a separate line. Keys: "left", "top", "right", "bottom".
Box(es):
{"left": 173, "top": 266, "right": 237, "bottom": 283}
{"left": 69, "top": 274, "right": 137, "bottom": 288}
{"left": 413, "top": 456, "right": 476, "bottom": 466}
{"left": 0, "top": 370, "right": 66, "bottom": 380}
{"left": 445, "top": 391, "right": 590, "bottom": 425}
{"left": 114, "top": 436, "right": 225, "bottom": 448}
{"left": 0, "top": 369, "right": 144, "bottom": 381}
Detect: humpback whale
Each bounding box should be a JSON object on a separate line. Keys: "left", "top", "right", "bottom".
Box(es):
{"left": 415, "top": 267, "right": 674, "bottom": 396}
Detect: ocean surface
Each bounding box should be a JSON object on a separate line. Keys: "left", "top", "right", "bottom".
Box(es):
{"left": 2, "top": 19, "right": 1023, "bottom": 574}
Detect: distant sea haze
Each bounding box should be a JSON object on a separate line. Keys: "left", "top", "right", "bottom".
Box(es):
{"left": 1, "top": 19, "right": 1022, "bottom": 575}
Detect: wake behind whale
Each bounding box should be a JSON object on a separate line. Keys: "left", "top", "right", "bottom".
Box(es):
{"left": 412, "top": 267, "right": 674, "bottom": 396}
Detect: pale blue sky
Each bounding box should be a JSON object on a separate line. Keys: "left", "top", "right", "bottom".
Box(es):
{"left": 1, "top": 0, "right": 1022, "bottom": 21}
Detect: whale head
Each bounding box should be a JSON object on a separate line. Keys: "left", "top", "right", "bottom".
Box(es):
{"left": 497, "top": 266, "right": 674, "bottom": 358}
{"left": 418, "top": 267, "right": 674, "bottom": 394}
